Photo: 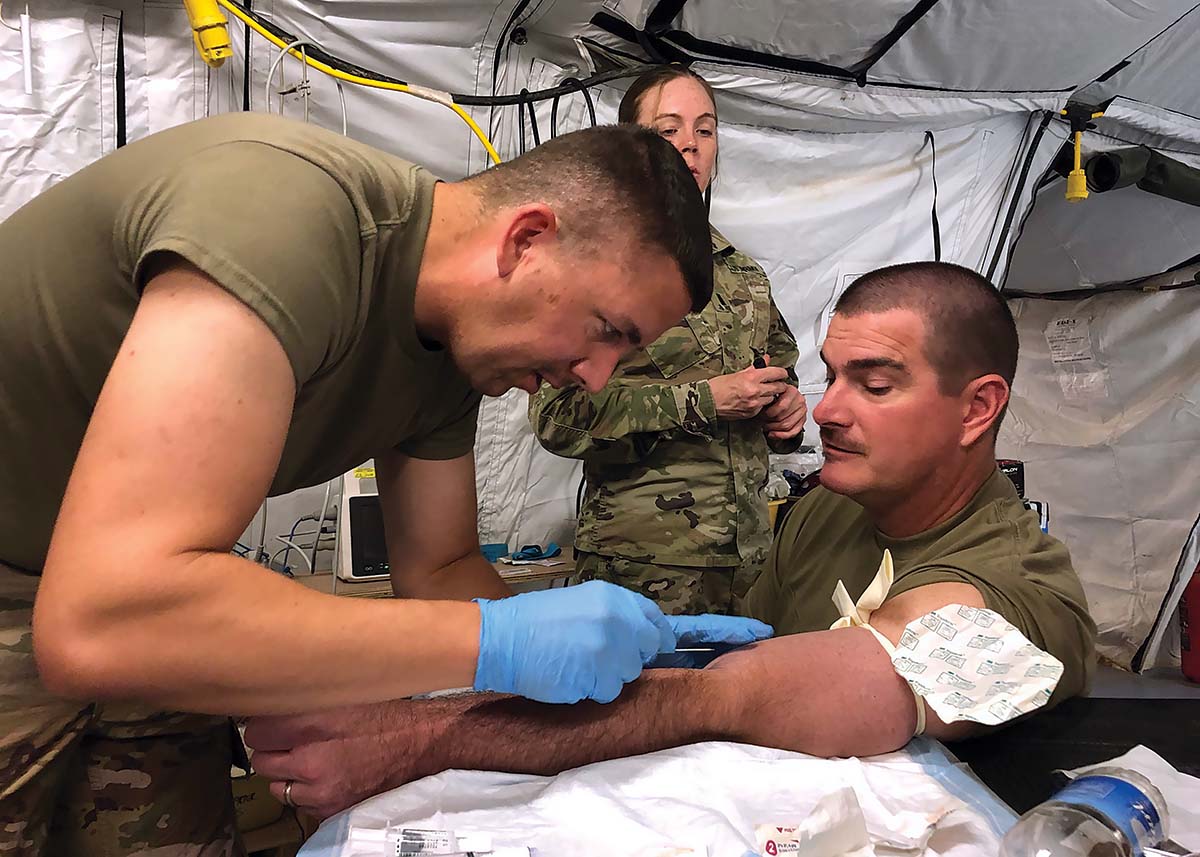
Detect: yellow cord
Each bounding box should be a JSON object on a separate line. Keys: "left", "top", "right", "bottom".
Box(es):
{"left": 211, "top": 0, "right": 501, "bottom": 164}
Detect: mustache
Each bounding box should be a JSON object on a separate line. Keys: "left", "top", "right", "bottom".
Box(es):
{"left": 820, "top": 430, "right": 863, "bottom": 454}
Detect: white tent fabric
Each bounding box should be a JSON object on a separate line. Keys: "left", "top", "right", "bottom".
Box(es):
{"left": 0, "top": 0, "right": 121, "bottom": 221}
{"left": 2, "top": 0, "right": 1198, "bottom": 668}
{"left": 999, "top": 289, "right": 1200, "bottom": 666}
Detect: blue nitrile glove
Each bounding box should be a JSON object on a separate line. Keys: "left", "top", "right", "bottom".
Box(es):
{"left": 473, "top": 581, "right": 676, "bottom": 704}
{"left": 666, "top": 614, "right": 774, "bottom": 646}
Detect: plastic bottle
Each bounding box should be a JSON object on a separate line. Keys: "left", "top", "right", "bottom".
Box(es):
{"left": 999, "top": 767, "right": 1169, "bottom": 857}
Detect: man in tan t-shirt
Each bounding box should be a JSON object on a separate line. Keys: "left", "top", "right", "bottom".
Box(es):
{"left": 0, "top": 113, "right": 780, "bottom": 854}
{"left": 241, "top": 261, "right": 1097, "bottom": 820}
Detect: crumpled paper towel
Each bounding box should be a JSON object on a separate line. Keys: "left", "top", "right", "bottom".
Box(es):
{"left": 755, "top": 787, "right": 875, "bottom": 857}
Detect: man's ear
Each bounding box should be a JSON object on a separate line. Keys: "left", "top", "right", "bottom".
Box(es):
{"left": 496, "top": 203, "right": 558, "bottom": 278}
{"left": 960, "top": 374, "right": 1009, "bottom": 447}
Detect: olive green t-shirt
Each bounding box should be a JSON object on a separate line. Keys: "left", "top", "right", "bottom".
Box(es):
{"left": 0, "top": 112, "right": 480, "bottom": 573}
{"left": 744, "top": 469, "right": 1097, "bottom": 705}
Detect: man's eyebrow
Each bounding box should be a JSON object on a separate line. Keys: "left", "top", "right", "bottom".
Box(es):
{"left": 612, "top": 315, "right": 642, "bottom": 346}
{"left": 818, "top": 353, "right": 908, "bottom": 374}
{"left": 845, "top": 357, "right": 908, "bottom": 374}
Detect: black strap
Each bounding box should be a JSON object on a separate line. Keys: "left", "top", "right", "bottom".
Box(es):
{"left": 645, "top": 0, "right": 691, "bottom": 32}
{"left": 521, "top": 88, "right": 540, "bottom": 147}
{"left": 116, "top": 12, "right": 126, "bottom": 147}
{"left": 517, "top": 96, "right": 527, "bottom": 154}
{"left": 550, "top": 77, "right": 598, "bottom": 137}
{"left": 242, "top": 0, "right": 252, "bottom": 110}
{"left": 550, "top": 93, "right": 562, "bottom": 138}
{"left": 923, "top": 131, "right": 941, "bottom": 261}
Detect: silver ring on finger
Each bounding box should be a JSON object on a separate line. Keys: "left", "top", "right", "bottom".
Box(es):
{"left": 282, "top": 779, "right": 295, "bottom": 808}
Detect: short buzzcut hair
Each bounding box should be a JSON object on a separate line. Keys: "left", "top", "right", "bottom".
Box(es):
{"left": 835, "top": 262, "right": 1018, "bottom": 429}
{"left": 464, "top": 124, "right": 712, "bottom": 313}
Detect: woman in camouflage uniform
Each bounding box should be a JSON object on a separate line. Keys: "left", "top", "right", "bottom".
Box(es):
{"left": 530, "top": 67, "right": 808, "bottom": 614}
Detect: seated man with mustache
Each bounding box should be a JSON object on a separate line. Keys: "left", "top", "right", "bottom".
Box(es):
{"left": 245, "top": 261, "right": 1096, "bottom": 820}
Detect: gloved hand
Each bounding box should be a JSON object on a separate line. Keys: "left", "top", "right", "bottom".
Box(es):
{"left": 474, "top": 581, "right": 674, "bottom": 704}
{"left": 667, "top": 614, "right": 774, "bottom": 646}
{"left": 473, "top": 582, "right": 775, "bottom": 704}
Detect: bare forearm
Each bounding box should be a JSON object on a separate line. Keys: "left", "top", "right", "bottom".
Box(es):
{"left": 409, "top": 670, "right": 733, "bottom": 782}
{"left": 34, "top": 550, "right": 480, "bottom": 714}
{"left": 708, "top": 629, "right": 919, "bottom": 758}
{"left": 404, "top": 631, "right": 917, "bottom": 784}
{"left": 392, "top": 553, "right": 511, "bottom": 600}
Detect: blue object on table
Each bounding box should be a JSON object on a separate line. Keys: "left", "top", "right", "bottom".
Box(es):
{"left": 481, "top": 543, "right": 509, "bottom": 562}
{"left": 511, "top": 542, "right": 561, "bottom": 560}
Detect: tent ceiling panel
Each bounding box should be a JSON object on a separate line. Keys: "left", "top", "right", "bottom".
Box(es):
{"left": 678, "top": 0, "right": 916, "bottom": 70}
{"left": 1098, "top": 97, "right": 1200, "bottom": 155}
{"left": 1077, "top": 5, "right": 1200, "bottom": 121}
{"left": 581, "top": 1, "right": 1199, "bottom": 95}
{"left": 871, "top": 0, "right": 1199, "bottom": 91}
{"left": 696, "top": 63, "right": 1061, "bottom": 133}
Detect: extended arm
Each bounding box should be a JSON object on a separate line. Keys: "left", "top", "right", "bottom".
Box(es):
{"left": 246, "top": 582, "right": 985, "bottom": 817}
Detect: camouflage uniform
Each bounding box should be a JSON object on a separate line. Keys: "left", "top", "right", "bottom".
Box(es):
{"left": 0, "top": 562, "right": 245, "bottom": 857}
{"left": 530, "top": 228, "right": 800, "bottom": 614}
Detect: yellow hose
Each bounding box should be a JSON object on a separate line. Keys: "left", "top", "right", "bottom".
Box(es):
{"left": 183, "top": 0, "right": 232, "bottom": 67}
{"left": 210, "top": 0, "right": 500, "bottom": 163}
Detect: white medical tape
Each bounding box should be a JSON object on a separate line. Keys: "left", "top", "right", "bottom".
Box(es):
{"left": 829, "top": 551, "right": 927, "bottom": 736}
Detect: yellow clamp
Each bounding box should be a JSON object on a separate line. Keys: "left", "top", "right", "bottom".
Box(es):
{"left": 1065, "top": 129, "right": 1089, "bottom": 202}
{"left": 183, "top": 0, "right": 232, "bottom": 68}
{"left": 1060, "top": 107, "right": 1105, "bottom": 203}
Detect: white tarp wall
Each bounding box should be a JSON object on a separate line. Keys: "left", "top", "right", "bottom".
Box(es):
{"left": 2, "top": 0, "right": 1198, "bottom": 668}
{"left": 997, "top": 98, "right": 1200, "bottom": 668}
